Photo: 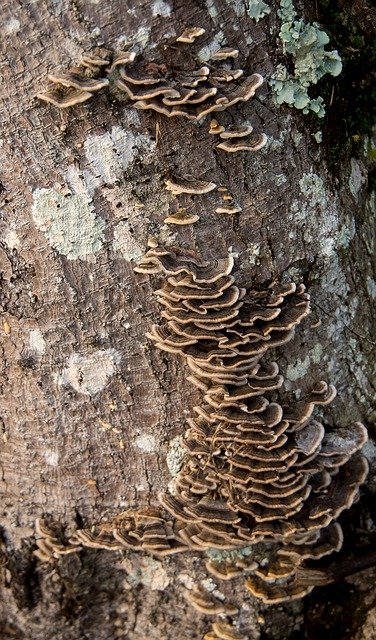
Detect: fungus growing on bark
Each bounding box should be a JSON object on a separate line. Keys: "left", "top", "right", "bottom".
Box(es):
{"left": 132, "top": 245, "right": 368, "bottom": 604}
{"left": 164, "top": 209, "right": 200, "bottom": 225}
{"left": 37, "top": 86, "right": 93, "bottom": 108}
{"left": 185, "top": 585, "right": 238, "bottom": 615}
{"left": 215, "top": 205, "right": 242, "bottom": 214}
{"left": 38, "top": 40, "right": 265, "bottom": 129}
{"left": 165, "top": 177, "right": 217, "bottom": 196}
{"left": 34, "top": 518, "right": 81, "bottom": 561}
{"left": 208, "top": 621, "right": 245, "bottom": 640}
{"left": 176, "top": 27, "right": 206, "bottom": 43}
{"left": 219, "top": 124, "right": 254, "bottom": 139}
{"left": 210, "top": 47, "right": 239, "bottom": 60}
{"left": 217, "top": 134, "right": 268, "bottom": 153}
{"left": 115, "top": 57, "right": 264, "bottom": 120}
{"left": 209, "top": 120, "right": 225, "bottom": 135}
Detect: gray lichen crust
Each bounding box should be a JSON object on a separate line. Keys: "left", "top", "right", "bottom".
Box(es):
{"left": 31, "top": 188, "right": 105, "bottom": 260}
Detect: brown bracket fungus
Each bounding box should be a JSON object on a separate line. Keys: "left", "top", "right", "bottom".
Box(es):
{"left": 131, "top": 246, "right": 368, "bottom": 605}
{"left": 210, "top": 48, "right": 240, "bottom": 61}
{"left": 165, "top": 176, "right": 217, "bottom": 196}
{"left": 176, "top": 27, "right": 206, "bottom": 43}
{"left": 219, "top": 124, "right": 255, "bottom": 139}
{"left": 217, "top": 134, "right": 268, "bottom": 153}
{"left": 164, "top": 209, "right": 200, "bottom": 225}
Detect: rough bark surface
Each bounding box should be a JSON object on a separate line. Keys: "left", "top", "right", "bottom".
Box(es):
{"left": 0, "top": 1, "right": 375, "bottom": 639}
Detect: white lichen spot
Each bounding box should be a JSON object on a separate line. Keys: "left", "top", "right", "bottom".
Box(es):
{"left": 197, "top": 31, "right": 225, "bottom": 62}
{"left": 135, "top": 434, "right": 157, "bottom": 453}
{"left": 274, "top": 173, "right": 287, "bottom": 186}
{"left": 299, "top": 172, "right": 327, "bottom": 207}
{"left": 349, "top": 157, "right": 367, "bottom": 199}
{"left": 310, "top": 343, "right": 323, "bottom": 364}
{"left": 286, "top": 354, "right": 310, "bottom": 381}
{"left": 112, "top": 221, "right": 144, "bottom": 261}
{"left": 58, "top": 349, "right": 121, "bottom": 395}
{"left": 205, "top": 0, "right": 219, "bottom": 18}
{"left": 337, "top": 219, "right": 355, "bottom": 248}
{"left": 83, "top": 126, "right": 155, "bottom": 194}
{"left": 292, "top": 130, "right": 303, "bottom": 147}
{"left": 4, "top": 17, "right": 20, "bottom": 35}
{"left": 201, "top": 577, "right": 217, "bottom": 592}
{"left": 44, "top": 450, "right": 59, "bottom": 466}
{"left": 178, "top": 573, "right": 195, "bottom": 590}
{"left": 363, "top": 440, "right": 376, "bottom": 464}
{"left": 3, "top": 229, "right": 20, "bottom": 249}
{"left": 247, "top": 244, "right": 261, "bottom": 265}
{"left": 124, "top": 557, "right": 170, "bottom": 590}
{"left": 32, "top": 188, "right": 105, "bottom": 260}
{"left": 366, "top": 276, "right": 376, "bottom": 299}
{"left": 29, "top": 329, "right": 46, "bottom": 355}
{"left": 166, "top": 435, "right": 185, "bottom": 476}
{"left": 152, "top": 0, "right": 171, "bottom": 16}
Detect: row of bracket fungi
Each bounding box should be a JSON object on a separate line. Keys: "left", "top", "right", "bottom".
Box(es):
{"left": 35, "top": 247, "right": 368, "bottom": 622}
{"left": 36, "top": 37, "right": 266, "bottom": 134}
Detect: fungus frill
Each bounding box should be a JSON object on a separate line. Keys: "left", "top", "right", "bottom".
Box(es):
{"left": 38, "top": 41, "right": 265, "bottom": 122}
{"left": 134, "top": 246, "right": 368, "bottom": 603}
{"left": 37, "top": 48, "right": 112, "bottom": 108}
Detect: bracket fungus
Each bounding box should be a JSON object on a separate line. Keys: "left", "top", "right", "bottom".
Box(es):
{"left": 165, "top": 176, "right": 217, "bottom": 196}
{"left": 217, "top": 134, "right": 268, "bottom": 153}
{"left": 164, "top": 209, "right": 200, "bottom": 225}
{"left": 210, "top": 47, "right": 239, "bottom": 61}
{"left": 131, "top": 246, "right": 368, "bottom": 604}
{"left": 176, "top": 27, "right": 206, "bottom": 44}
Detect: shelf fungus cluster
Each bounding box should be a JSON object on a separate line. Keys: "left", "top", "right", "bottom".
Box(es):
{"left": 37, "top": 43, "right": 265, "bottom": 121}
{"left": 37, "top": 47, "right": 125, "bottom": 108}
{"left": 133, "top": 246, "right": 368, "bottom": 604}
{"left": 115, "top": 63, "right": 264, "bottom": 121}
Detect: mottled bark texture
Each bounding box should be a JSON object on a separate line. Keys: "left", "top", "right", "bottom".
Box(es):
{"left": 0, "top": 1, "right": 375, "bottom": 639}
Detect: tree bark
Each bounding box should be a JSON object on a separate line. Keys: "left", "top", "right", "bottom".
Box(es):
{"left": 0, "top": 1, "right": 375, "bottom": 639}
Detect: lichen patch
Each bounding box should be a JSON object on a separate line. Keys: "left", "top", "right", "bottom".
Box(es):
{"left": 112, "top": 221, "right": 144, "bottom": 261}
{"left": 135, "top": 434, "right": 157, "bottom": 453}
{"left": 83, "top": 126, "right": 155, "bottom": 194}
{"left": 151, "top": 0, "right": 171, "bottom": 16}
{"left": 29, "top": 329, "right": 46, "bottom": 355}
{"left": 58, "top": 349, "right": 121, "bottom": 395}
{"left": 31, "top": 188, "right": 105, "bottom": 260}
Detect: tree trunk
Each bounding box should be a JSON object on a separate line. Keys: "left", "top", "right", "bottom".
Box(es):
{"left": 0, "top": 1, "right": 375, "bottom": 639}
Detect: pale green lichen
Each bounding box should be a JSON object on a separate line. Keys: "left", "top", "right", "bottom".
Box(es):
{"left": 123, "top": 557, "right": 170, "bottom": 591}
{"left": 32, "top": 188, "right": 105, "bottom": 260}
{"left": 313, "top": 130, "right": 322, "bottom": 143}
{"left": 134, "top": 434, "right": 157, "bottom": 453}
{"left": 197, "top": 31, "right": 225, "bottom": 62}
{"left": 270, "top": 0, "right": 342, "bottom": 117}
{"left": 112, "top": 221, "right": 144, "bottom": 262}
{"left": 205, "top": 546, "right": 254, "bottom": 562}
{"left": 246, "top": 0, "right": 271, "bottom": 22}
